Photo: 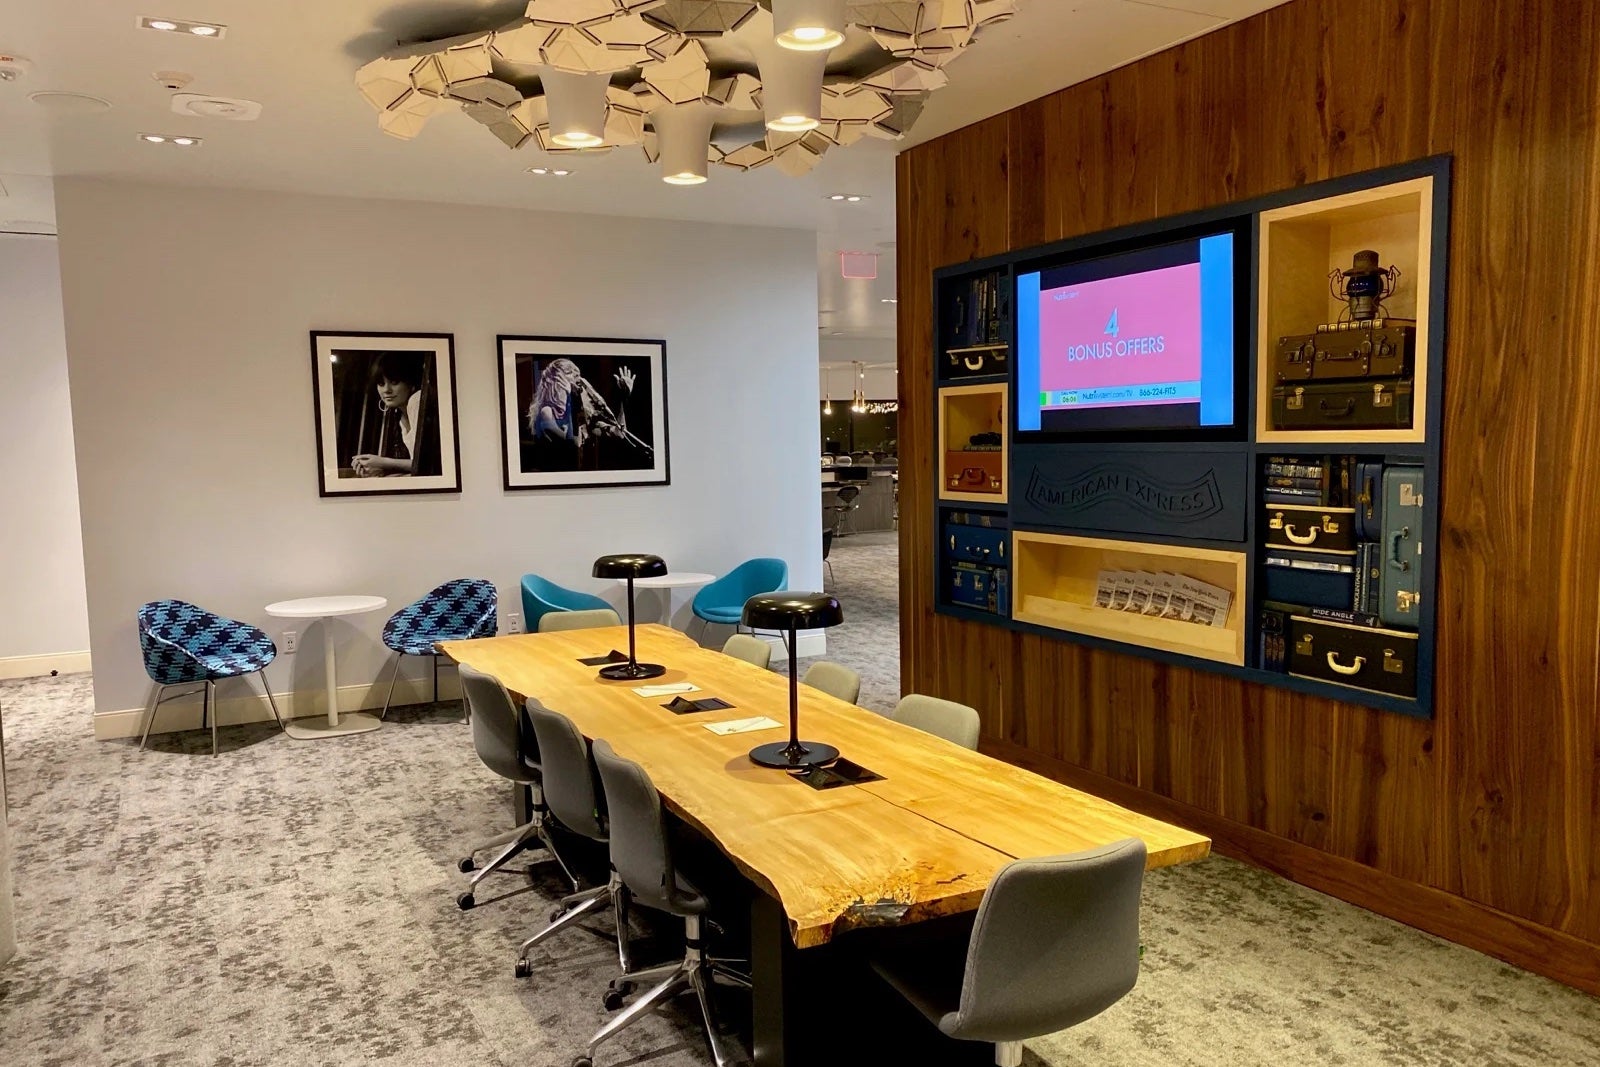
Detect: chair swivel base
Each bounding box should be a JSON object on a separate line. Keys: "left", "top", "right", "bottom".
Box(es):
{"left": 599, "top": 661, "right": 666, "bottom": 681}
{"left": 749, "top": 740, "right": 840, "bottom": 769}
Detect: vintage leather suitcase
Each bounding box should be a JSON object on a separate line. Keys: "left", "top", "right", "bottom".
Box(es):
{"left": 1289, "top": 615, "right": 1418, "bottom": 698}
{"left": 1263, "top": 504, "right": 1357, "bottom": 555}
{"left": 1271, "top": 381, "right": 1414, "bottom": 431}
{"left": 1263, "top": 551, "right": 1355, "bottom": 610}
{"left": 946, "top": 346, "right": 1009, "bottom": 379}
{"left": 1379, "top": 466, "right": 1425, "bottom": 627}
{"left": 1273, "top": 326, "right": 1416, "bottom": 384}
{"left": 944, "top": 449, "right": 1004, "bottom": 494}
{"left": 1354, "top": 461, "right": 1385, "bottom": 540}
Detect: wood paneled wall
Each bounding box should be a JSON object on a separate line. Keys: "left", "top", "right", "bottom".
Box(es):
{"left": 897, "top": 0, "right": 1600, "bottom": 993}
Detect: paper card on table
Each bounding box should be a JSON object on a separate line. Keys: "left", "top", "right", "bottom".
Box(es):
{"left": 702, "top": 716, "right": 782, "bottom": 736}
{"left": 578, "top": 650, "right": 630, "bottom": 666}
{"left": 633, "top": 683, "right": 701, "bottom": 697}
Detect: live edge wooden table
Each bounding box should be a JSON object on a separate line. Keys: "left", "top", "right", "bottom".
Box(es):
{"left": 440, "top": 625, "right": 1209, "bottom": 1066}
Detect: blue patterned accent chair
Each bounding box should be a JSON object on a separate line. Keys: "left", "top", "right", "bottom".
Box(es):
{"left": 136, "top": 599, "right": 283, "bottom": 757}
{"left": 380, "top": 579, "right": 499, "bottom": 718}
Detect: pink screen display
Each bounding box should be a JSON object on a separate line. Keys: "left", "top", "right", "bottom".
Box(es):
{"left": 1037, "top": 263, "right": 1203, "bottom": 409}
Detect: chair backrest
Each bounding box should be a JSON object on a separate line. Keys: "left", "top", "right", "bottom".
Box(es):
{"left": 947, "top": 840, "right": 1147, "bottom": 1042}
{"left": 591, "top": 739, "right": 702, "bottom": 916}
{"left": 834, "top": 455, "right": 854, "bottom": 466}
{"left": 383, "top": 578, "right": 498, "bottom": 651}
{"left": 694, "top": 557, "right": 789, "bottom": 612}
{"left": 722, "top": 633, "right": 772, "bottom": 669}
{"left": 835, "top": 484, "right": 861, "bottom": 505}
{"left": 524, "top": 700, "right": 607, "bottom": 841}
{"left": 803, "top": 661, "right": 861, "bottom": 704}
{"left": 460, "top": 664, "right": 537, "bottom": 784}
{"left": 539, "top": 608, "right": 622, "bottom": 632}
{"left": 520, "top": 573, "right": 612, "bottom": 630}
{"left": 893, "top": 694, "right": 981, "bottom": 750}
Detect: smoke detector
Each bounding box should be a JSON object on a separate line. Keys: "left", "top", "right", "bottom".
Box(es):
{"left": 154, "top": 70, "right": 194, "bottom": 91}
{"left": 0, "top": 52, "right": 33, "bottom": 82}
{"left": 171, "top": 93, "right": 261, "bottom": 121}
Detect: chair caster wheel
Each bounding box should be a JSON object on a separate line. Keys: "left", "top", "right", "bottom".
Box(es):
{"left": 457, "top": 893, "right": 475, "bottom": 910}
{"left": 573, "top": 1057, "right": 593, "bottom": 1067}
{"left": 602, "top": 988, "right": 626, "bottom": 1011}
{"left": 458, "top": 857, "right": 476, "bottom": 873}
{"left": 550, "top": 906, "right": 566, "bottom": 923}
{"left": 514, "top": 959, "right": 534, "bottom": 979}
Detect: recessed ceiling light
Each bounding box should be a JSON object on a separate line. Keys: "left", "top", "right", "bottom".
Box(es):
{"left": 138, "top": 16, "right": 227, "bottom": 39}
{"left": 881, "top": 298, "right": 898, "bottom": 304}
{"left": 139, "top": 132, "right": 202, "bottom": 146}
{"left": 826, "top": 193, "right": 868, "bottom": 203}
{"left": 28, "top": 90, "right": 114, "bottom": 114}
{"left": 526, "top": 166, "right": 572, "bottom": 177}
{"left": 552, "top": 169, "right": 570, "bottom": 176}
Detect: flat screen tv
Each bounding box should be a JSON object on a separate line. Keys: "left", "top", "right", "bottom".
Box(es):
{"left": 1015, "top": 216, "right": 1250, "bottom": 440}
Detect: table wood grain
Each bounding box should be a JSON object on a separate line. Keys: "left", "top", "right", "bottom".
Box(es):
{"left": 440, "top": 625, "right": 1210, "bottom": 948}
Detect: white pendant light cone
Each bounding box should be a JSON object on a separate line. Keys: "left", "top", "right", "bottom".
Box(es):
{"left": 774, "top": 0, "right": 848, "bottom": 51}
{"left": 749, "top": 34, "right": 829, "bottom": 133}
{"left": 542, "top": 68, "right": 610, "bottom": 148}
{"left": 652, "top": 103, "right": 714, "bottom": 185}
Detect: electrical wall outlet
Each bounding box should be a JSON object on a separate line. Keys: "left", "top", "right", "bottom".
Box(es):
{"left": 282, "top": 630, "right": 298, "bottom": 654}
{"left": 505, "top": 613, "right": 523, "bottom": 634}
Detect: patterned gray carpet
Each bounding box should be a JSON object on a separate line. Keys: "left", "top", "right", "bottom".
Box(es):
{"left": 1, "top": 531, "right": 1597, "bottom": 1066}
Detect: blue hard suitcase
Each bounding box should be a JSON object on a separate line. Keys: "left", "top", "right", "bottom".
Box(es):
{"left": 1379, "top": 466, "right": 1424, "bottom": 627}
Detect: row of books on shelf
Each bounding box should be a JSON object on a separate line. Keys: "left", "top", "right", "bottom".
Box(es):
{"left": 946, "top": 271, "right": 1007, "bottom": 350}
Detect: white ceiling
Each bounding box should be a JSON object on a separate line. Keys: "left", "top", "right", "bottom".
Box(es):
{"left": 0, "top": 0, "right": 1287, "bottom": 334}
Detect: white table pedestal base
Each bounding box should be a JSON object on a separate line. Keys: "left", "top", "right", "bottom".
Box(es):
{"left": 263, "top": 598, "right": 390, "bottom": 743}
{"left": 284, "top": 712, "right": 383, "bottom": 739}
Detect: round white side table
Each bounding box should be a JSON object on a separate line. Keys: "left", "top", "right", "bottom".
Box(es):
{"left": 265, "top": 595, "right": 389, "bottom": 740}
{"left": 613, "top": 572, "right": 715, "bottom": 627}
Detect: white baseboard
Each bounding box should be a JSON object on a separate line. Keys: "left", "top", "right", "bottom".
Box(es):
{"left": 93, "top": 673, "right": 462, "bottom": 741}
{"left": 0, "top": 651, "right": 91, "bottom": 681}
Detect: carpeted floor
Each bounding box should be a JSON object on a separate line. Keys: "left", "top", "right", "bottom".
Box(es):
{"left": 1, "top": 532, "right": 1598, "bottom": 1066}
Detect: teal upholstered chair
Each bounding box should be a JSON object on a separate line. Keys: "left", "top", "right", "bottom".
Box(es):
{"left": 690, "top": 558, "right": 788, "bottom": 643}
{"left": 520, "top": 574, "right": 611, "bottom": 633}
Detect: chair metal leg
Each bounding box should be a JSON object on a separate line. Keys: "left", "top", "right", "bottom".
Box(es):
{"left": 378, "top": 652, "right": 404, "bottom": 721}
{"left": 138, "top": 684, "right": 166, "bottom": 750}
{"left": 613, "top": 881, "right": 634, "bottom": 974}
{"left": 996, "top": 1040, "right": 1023, "bottom": 1067}
{"left": 467, "top": 821, "right": 540, "bottom": 890}
{"left": 258, "top": 671, "right": 286, "bottom": 733}
{"left": 585, "top": 966, "right": 691, "bottom": 1057}
{"left": 207, "top": 680, "right": 218, "bottom": 757}
{"left": 688, "top": 962, "right": 736, "bottom": 1067}
{"left": 517, "top": 884, "right": 611, "bottom": 963}
{"left": 536, "top": 818, "right": 581, "bottom": 892}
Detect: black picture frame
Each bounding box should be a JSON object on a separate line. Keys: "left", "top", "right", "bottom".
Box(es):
{"left": 496, "top": 334, "right": 671, "bottom": 492}
{"left": 309, "top": 331, "right": 462, "bottom": 497}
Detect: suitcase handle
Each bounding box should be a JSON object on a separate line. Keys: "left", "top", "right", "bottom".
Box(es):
{"left": 963, "top": 354, "right": 986, "bottom": 371}
{"left": 1326, "top": 651, "right": 1367, "bottom": 676}
{"left": 1389, "top": 528, "right": 1412, "bottom": 571}
{"left": 1283, "top": 524, "right": 1319, "bottom": 546}
{"left": 1318, "top": 397, "right": 1357, "bottom": 417}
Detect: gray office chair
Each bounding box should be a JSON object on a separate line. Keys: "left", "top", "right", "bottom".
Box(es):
{"left": 539, "top": 608, "right": 623, "bottom": 633}
{"left": 803, "top": 660, "right": 861, "bottom": 704}
{"left": 455, "top": 666, "right": 578, "bottom": 910}
{"left": 869, "top": 839, "right": 1147, "bottom": 1067}
{"left": 515, "top": 700, "right": 634, "bottom": 979}
{"left": 721, "top": 633, "right": 772, "bottom": 669}
{"left": 893, "top": 694, "right": 981, "bottom": 750}
{"left": 581, "top": 739, "right": 751, "bottom": 1067}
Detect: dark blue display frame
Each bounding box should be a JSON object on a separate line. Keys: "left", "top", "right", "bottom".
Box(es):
{"left": 931, "top": 155, "right": 1452, "bottom": 720}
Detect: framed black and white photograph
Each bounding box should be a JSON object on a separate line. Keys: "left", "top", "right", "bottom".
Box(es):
{"left": 310, "top": 331, "right": 461, "bottom": 497}
{"left": 497, "top": 335, "right": 669, "bottom": 491}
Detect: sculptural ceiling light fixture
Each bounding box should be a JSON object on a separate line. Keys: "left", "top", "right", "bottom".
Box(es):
{"left": 354, "top": 0, "right": 1021, "bottom": 185}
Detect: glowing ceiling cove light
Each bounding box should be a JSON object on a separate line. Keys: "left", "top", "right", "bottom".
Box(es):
{"left": 773, "top": 0, "right": 847, "bottom": 52}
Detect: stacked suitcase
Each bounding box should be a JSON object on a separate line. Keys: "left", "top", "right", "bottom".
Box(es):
{"left": 943, "top": 511, "right": 1010, "bottom": 617}
{"left": 1269, "top": 319, "right": 1417, "bottom": 432}
{"left": 1259, "top": 454, "right": 1424, "bottom": 698}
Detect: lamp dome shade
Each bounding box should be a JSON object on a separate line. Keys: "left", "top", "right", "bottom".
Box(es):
{"left": 592, "top": 553, "right": 668, "bottom": 579}
{"left": 742, "top": 592, "right": 843, "bottom": 631}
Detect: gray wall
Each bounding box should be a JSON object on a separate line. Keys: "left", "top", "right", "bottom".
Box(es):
{"left": 55, "top": 179, "right": 821, "bottom": 719}
{"left": 0, "top": 235, "right": 90, "bottom": 667}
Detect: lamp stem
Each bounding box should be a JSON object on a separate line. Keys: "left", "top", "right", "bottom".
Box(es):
{"left": 626, "top": 575, "right": 637, "bottom": 667}
{"left": 788, "top": 623, "right": 800, "bottom": 750}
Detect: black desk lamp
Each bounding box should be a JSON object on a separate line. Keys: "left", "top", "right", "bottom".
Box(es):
{"left": 592, "top": 553, "right": 669, "bottom": 681}
{"left": 742, "top": 592, "right": 845, "bottom": 769}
